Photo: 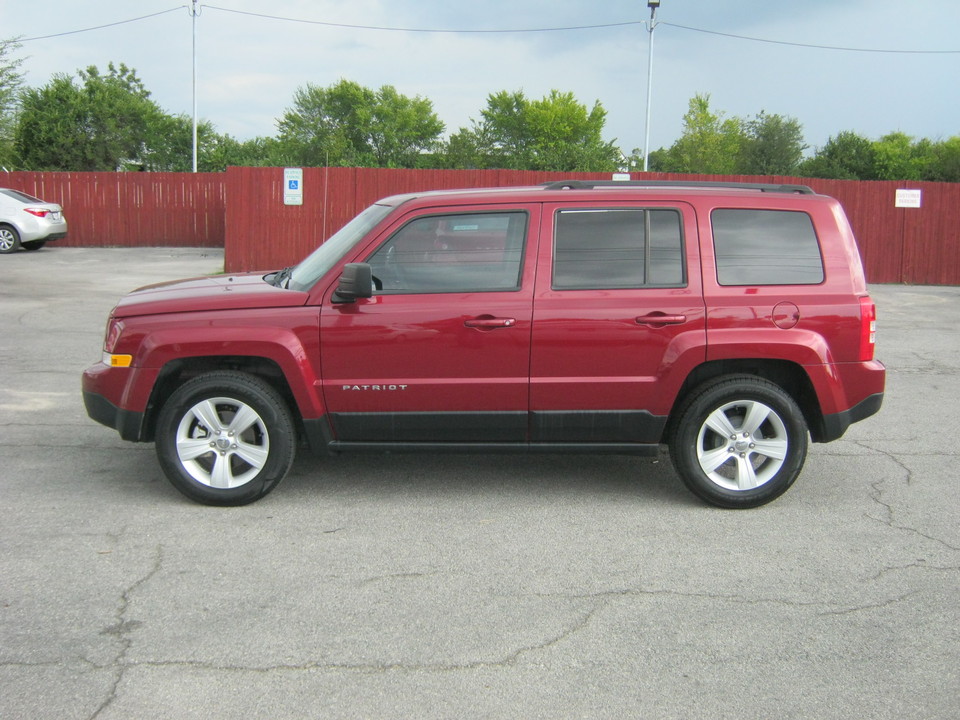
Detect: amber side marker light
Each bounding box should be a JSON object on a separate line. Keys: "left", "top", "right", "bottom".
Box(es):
{"left": 104, "top": 353, "right": 133, "bottom": 368}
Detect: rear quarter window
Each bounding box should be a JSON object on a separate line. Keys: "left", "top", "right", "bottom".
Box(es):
{"left": 711, "top": 209, "right": 824, "bottom": 286}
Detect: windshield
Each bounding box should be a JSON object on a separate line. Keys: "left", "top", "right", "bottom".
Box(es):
{"left": 287, "top": 203, "right": 394, "bottom": 292}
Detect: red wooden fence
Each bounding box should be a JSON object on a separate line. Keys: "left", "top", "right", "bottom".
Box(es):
{"left": 4, "top": 168, "right": 959, "bottom": 284}
{"left": 3, "top": 171, "right": 224, "bottom": 247}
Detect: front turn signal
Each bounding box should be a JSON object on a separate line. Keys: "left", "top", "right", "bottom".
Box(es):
{"left": 103, "top": 353, "right": 133, "bottom": 368}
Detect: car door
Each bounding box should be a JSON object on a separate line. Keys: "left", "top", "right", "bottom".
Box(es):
{"left": 319, "top": 204, "right": 540, "bottom": 444}
{"left": 529, "top": 201, "right": 706, "bottom": 445}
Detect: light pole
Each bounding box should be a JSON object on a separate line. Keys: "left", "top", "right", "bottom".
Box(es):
{"left": 190, "top": 0, "right": 200, "bottom": 173}
{"left": 642, "top": 0, "right": 660, "bottom": 172}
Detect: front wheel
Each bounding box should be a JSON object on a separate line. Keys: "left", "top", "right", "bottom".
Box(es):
{"left": 22, "top": 240, "right": 46, "bottom": 251}
{"left": 670, "top": 376, "right": 808, "bottom": 509}
{"left": 155, "top": 372, "right": 296, "bottom": 505}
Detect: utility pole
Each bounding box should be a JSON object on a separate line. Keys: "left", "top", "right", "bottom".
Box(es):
{"left": 642, "top": 0, "right": 660, "bottom": 172}
{"left": 190, "top": 0, "right": 200, "bottom": 173}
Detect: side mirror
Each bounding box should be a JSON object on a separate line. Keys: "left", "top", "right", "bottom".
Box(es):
{"left": 333, "top": 263, "right": 374, "bottom": 303}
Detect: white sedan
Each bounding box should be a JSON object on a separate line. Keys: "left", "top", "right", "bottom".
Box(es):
{"left": 0, "top": 188, "right": 68, "bottom": 253}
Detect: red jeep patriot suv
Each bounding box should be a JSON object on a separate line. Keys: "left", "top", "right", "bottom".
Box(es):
{"left": 83, "top": 180, "right": 884, "bottom": 508}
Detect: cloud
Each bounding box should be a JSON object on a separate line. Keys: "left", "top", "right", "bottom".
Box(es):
{"left": 4, "top": 0, "right": 958, "bottom": 154}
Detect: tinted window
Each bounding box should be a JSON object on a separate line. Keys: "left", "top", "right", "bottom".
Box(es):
{"left": 553, "top": 208, "right": 684, "bottom": 290}
{"left": 712, "top": 209, "right": 824, "bottom": 285}
{"left": 368, "top": 212, "right": 527, "bottom": 293}
{"left": 0, "top": 189, "right": 44, "bottom": 203}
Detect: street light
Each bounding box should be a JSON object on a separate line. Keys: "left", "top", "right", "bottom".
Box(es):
{"left": 190, "top": 0, "right": 200, "bottom": 173}
{"left": 642, "top": 0, "right": 660, "bottom": 172}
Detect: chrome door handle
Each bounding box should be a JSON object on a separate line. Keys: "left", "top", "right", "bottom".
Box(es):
{"left": 464, "top": 317, "right": 516, "bottom": 329}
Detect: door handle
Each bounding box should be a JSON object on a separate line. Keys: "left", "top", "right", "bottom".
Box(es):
{"left": 635, "top": 313, "right": 686, "bottom": 327}
{"left": 464, "top": 317, "right": 517, "bottom": 329}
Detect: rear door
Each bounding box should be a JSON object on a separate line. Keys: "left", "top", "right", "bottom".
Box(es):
{"left": 530, "top": 201, "right": 706, "bottom": 445}
{"left": 319, "top": 204, "right": 540, "bottom": 444}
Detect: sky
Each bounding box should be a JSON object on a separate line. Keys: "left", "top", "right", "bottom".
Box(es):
{"left": 3, "top": 0, "right": 959, "bottom": 157}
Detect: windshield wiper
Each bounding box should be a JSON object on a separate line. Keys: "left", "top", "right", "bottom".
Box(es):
{"left": 270, "top": 266, "right": 295, "bottom": 289}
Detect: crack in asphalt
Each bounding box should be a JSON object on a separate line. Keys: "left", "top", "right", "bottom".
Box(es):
{"left": 74, "top": 601, "right": 604, "bottom": 678}
{"left": 857, "top": 442, "right": 960, "bottom": 552}
{"left": 865, "top": 561, "right": 960, "bottom": 581}
{"left": 88, "top": 543, "right": 164, "bottom": 720}
{"left": 63, "top": 580, "right": 938, "bottom": 685}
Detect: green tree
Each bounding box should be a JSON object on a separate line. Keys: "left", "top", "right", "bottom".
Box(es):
{"left": 0, "top": 37, "right": 25, "bottom": 169}
{"left": 738, "top": 110, "right": 806, "bottom": 175}
{"left": 432, "top": 126, "right": 487, "bottom": 169}
{"left": 446, "top": 89, "right": 620, "bottom": 171}
{"left": 204, "top": 134, "right": 292, "bottom": 170}
{"left": 277, "top": 79, "right": 444, "bottom": 168}
{"left": 654, "top": 94, "right": 744, "bottom": 174}
{"left": 799, "top": 131, "right": 878, "bottom": 180}
{"left": 138, "top": 113, "right": 229, "bottom": 171}
{"left": 16, "top": 63, "right": 164, "bottom": 170}
{"left": 872, "top": 131, "right": 935, "bottom": 181}
{"left": 923, "top": 136, "right": 960, "bottom": 182}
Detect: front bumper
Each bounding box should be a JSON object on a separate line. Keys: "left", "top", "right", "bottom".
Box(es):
{"left": 81, "top": 361, "right": 154, "bottom": 441}
{"left": 82, "top": 389, "right": 145, "bottom": 441}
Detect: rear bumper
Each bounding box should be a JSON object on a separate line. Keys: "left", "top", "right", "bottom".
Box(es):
{"left": 818, "top": 391, "right": 884, "bottom": 443}
{"left": 806, "top": 359, "right": 885, "bottom": 442}
{"left": 19, "top": 222, "right": 67, "bottom": 243}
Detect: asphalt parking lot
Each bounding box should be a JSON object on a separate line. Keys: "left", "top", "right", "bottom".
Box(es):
{"left": 1, "top": 247, "right": 957, "bottom": 719}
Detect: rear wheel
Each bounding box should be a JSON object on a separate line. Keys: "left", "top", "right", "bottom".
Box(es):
{"left": 670, "top": 375, "right": 808, "bottom": 508}
{"left": 155, "top": 372, "right": 296, "bottom": 505}
{"left": 0, "top": 225, "right": 21, "bottom": 253}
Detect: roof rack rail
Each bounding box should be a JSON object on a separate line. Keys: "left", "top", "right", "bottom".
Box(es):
{"left": 541, "top": 180, "right": 815, "bottom": 194}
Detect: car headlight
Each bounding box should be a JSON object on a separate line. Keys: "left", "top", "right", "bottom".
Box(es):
{"left": 102, "top": 318, "right": 132, "bottom": 367}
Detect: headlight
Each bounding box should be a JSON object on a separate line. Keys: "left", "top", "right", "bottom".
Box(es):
{"left": 104, "top": 317, "right": 124, "bottom": 353}
{"left": 102, "top": 318, "right": 132, "bottom": 366}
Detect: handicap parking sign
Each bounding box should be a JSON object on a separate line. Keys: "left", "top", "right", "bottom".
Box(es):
{"left": 283, "top": 168, "right": 303, "bottom": 205}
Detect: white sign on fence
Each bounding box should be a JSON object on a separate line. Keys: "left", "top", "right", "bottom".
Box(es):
{"left": 283, "top": 168, "right": 303, "bottom": 206}
{"left": 895, "top": 188, "right": 922, "bottom": 208}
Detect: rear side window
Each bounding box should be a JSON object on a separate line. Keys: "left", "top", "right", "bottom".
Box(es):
{"left": 711, "top": 209, "right": 824, "bottom": 286}
{"left": 0, "top": 189, "right": 44, "bottom": 203}
{"left": 368, "top": 211, "right": 527, "bottom": 293}
{"left": 553, "top": 208, "right": 684, "bottom": 290}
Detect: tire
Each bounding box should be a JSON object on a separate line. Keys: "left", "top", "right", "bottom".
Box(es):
{"left": 155, "top": 371, "right": 296, "bottom": 506}
{"left": 0, "top": 225, "right": 21, "bottom": 254}
{"left": 670, "top": 375, "right": 808, "bottom": 509}
{"left": 22, "top": 240, "right": 46, "bottom": 251}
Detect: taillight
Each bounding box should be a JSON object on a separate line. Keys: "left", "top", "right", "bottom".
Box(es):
{"left": 23, "top": 207, "right": 50, "bottom": 218}
{"left": 859, "top": 297, "right": 877, "bottom": 362}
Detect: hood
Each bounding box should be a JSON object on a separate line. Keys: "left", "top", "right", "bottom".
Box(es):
{"left": 112, "top": 273, "right": 310, "bottom": 318}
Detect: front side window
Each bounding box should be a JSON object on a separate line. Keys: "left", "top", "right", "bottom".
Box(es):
{"left": 712, "top": 209, "right": 824, "bottom": 286}
{"left": 553, "top": 208, "right": 684, "bottom": 290}
{"left": 368, "top": 212, "right": 527, "bottom": 293}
